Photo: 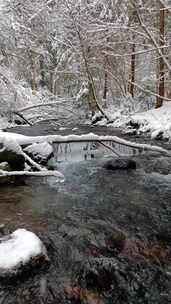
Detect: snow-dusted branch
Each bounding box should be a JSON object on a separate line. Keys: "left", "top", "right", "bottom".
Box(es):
{"left": 22, "top": 151, "right": 44, "bottom": 171}
{"left": 102, "top": 45, "right": 170, "bottom": 58}
{"left": 0, "top": 170, "right": 64, "bottom": 180}
{"left": 17, "top": 101, "right": 74, "bottom": 113}
{"left": 128, "top": 81, "right": 171, "bottom": 101}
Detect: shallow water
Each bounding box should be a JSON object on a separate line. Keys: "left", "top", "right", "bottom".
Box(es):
{"left": 1, "top": 123, "right": 171, "bottom": 303}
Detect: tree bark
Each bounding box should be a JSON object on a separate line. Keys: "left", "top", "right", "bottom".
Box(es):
{"left": 50, "top": 71, "right": 55, "bottom": 94}
{"left": 39, "top": 56, "right": 45, "bottom": 87}
{"left": 30, "top": 51, "right": 37, "bottom": 94}
{"left": 156, "top": 3, "right": 165, "bottom": 108}
{"left": 103, "top": 71, "right": 108, "bottom": 107}
{"left": 130, "top": 38, "right": 136, "bottom": 97}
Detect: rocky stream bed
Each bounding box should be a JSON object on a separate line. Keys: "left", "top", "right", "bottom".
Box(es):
{"left": 0, "top": 122, "right": 171, "bottom": 304}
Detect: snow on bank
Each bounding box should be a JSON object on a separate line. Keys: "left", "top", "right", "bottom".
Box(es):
{"left": 130, "top": 103, "right": 171, "bottom": 139}
{"left": 0, "top": 229, "right": 47, "bottom": 272}
{"left": 92, "top": 103, "right": 171, "bottom": 140}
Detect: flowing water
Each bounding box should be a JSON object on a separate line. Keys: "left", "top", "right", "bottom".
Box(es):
{"left": 0, "top": 123, "right": 171, "bottom": 304}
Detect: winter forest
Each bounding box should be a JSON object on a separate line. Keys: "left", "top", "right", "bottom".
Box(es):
{"left": 0, "top": 0, "right": 171, "bottom": 128}
{"left": 1, "top": 1, "right": 171, "bottom": 304}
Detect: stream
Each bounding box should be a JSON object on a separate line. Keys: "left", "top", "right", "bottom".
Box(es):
{"left": 0, "top": 122, "right": 171, "bottom": 304}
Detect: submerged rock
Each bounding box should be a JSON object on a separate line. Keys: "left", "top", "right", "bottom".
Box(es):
{"left": 76, "top": 256, "right": 171, "bottom": 303}
{"left": 103, "top": 158, "right": 136, "bottom": 170}
{"left": 24, "top": 142, "right": 54, "bottom": 165}
{"left": 0, "top": 229, "right": 49, "bottom": 280}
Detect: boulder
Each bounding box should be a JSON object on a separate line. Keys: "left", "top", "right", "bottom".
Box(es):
{"left": 0, "top": 229, "right": 49, "bottom": 280}
{"left": 103, "top": 158, "right": 136, "bottom": 170}
{"left": 24, "top": 142, "right": 54, "bottom": 165}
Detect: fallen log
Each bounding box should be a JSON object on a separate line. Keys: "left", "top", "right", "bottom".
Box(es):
{"left": 0, "top": 170, "right": 64, "bottom": 179}
{"left": 1, "top": 132, "right": 170, "bottom": 156}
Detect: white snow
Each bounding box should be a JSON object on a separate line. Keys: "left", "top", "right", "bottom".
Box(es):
{"left": 0, "top": 131, "right": 26, "bottom": 142}
{"left": 24, "top": 142, "right": 53, "bottom": 159}
{"left": 72, "top": 127, "right": 78, "bottom": 131}
{"left": 59, "top": 127, "right": 67, "bottom": 131}
{"left": 0, "top": 169, "right": 64, "bottom": 179}
{"left": 92, "top": 102, "right": 171, "bottom": 140}
{"left": 130, "top": 103, "right": 171, "bottom": 139}
{"left": 0, "top": 229, "right": 46, "bottom": 270}
{"left": 0, "top": 134, "right": 22, "bottom": 154}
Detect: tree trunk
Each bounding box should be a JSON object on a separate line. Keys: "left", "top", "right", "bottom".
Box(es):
{"left": 39, "top": 56, "right": 45, "bottom": 87}
{"left": 88, "top": 81, "right": 97, "bottom": 115}
{"left": 31, "top": 51, "right": 37, "bottom": 95}
{"left": 103, "top": 72, "right": 108, "bottom": 108}
{"left": 130, "top": 38, "right": 136, "bottom": 97}
{"left": 50, "top": 71, "right": 55, "bottom": 94}
{"left": 156, "top": 3, "right": 165, "bottom": 108}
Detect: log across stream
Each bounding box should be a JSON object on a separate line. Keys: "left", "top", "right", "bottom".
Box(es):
{"left": 0, "top": 123, "right": 171, "bottom": 303}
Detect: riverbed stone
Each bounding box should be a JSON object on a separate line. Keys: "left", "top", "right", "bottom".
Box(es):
{"left": 76, "top": 256, "right": 171, "bottom": 303}
{"left": 103, "top": 157, "right": 136, "bottom": 170}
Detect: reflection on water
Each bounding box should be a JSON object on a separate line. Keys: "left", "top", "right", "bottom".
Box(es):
{"left": 53, "top": 141, "right": 140, "bottom": 163}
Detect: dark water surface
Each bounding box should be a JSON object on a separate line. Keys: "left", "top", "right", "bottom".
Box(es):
{"left": 1, "top": 123, "right": 171, "bottom": 303}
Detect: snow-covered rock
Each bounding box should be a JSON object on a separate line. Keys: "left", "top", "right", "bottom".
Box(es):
{"left": 24, "top": 141, "right": 54, "bottom": 165}
{"left": 0, "top": 229, "right": 49, "bottom": 279}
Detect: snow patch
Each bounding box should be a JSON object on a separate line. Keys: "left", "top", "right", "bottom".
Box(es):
{"left": 24, "top": 142, "right": 53, "bottom": 160}
{"left": 0, "top": 134, "right": 22, "bottom": 155}
{"left": 59, "top": 127, "right": 67, "bottom": 131}
{"left": 130, "top": 103, "right": 171, "bottom": 139}
{"left": 0, "top": 229, "right": 47, "bottom": 271}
